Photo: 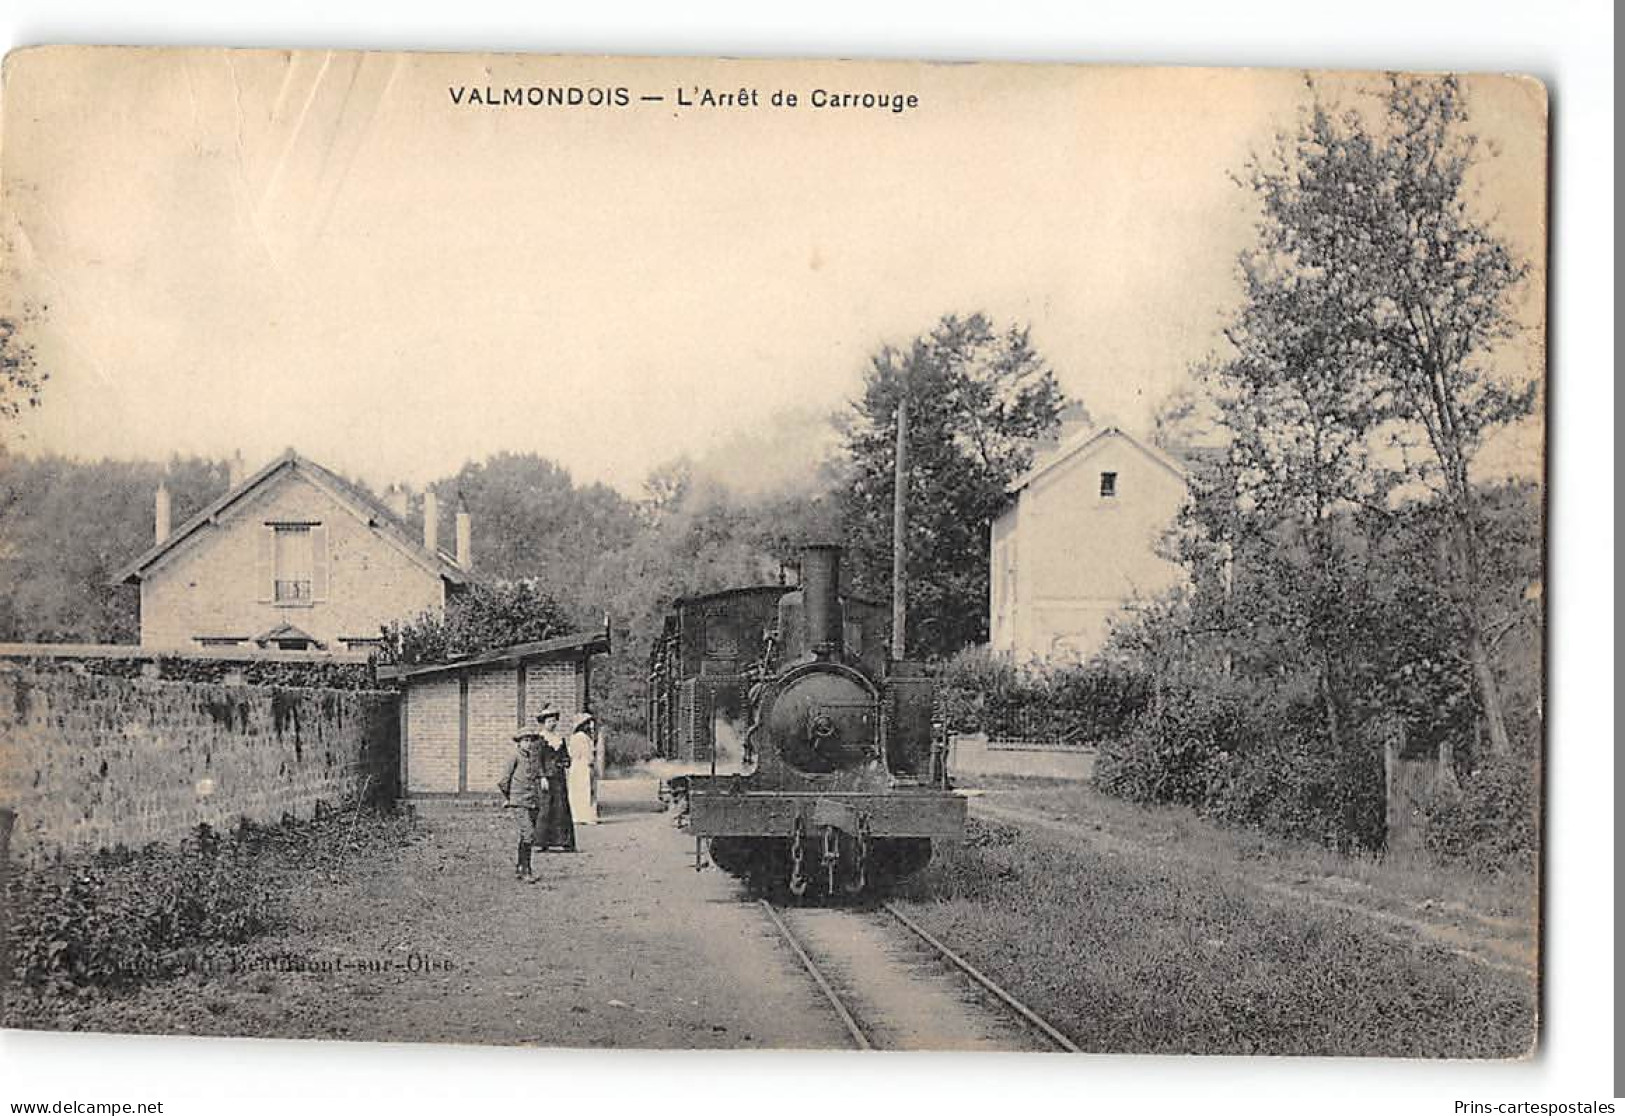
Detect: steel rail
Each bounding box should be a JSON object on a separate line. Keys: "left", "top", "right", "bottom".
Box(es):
{"left": 881, "top": 900, "right": 1082, "bottom": 1053}
{"left": 758, "top": 899, "right": 873, "bottom": 1051}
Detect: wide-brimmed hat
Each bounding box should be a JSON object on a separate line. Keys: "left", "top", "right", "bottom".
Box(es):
{"left": 536, "top": 704, "right": 561, "bottom": 723}
{"left": 571, "top": 712, "right": 595, "bottom": 732}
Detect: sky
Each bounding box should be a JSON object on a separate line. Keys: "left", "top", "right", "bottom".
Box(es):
{"left": 1, "top": 50, "right": 1548, "bottom": 496}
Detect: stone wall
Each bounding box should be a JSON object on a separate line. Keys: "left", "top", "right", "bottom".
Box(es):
{"left": 0, "top": 642, "right": 377, "bottom": 691}
{"left": 948, "top": 732, "right": 1097, "bottom": 781}
{"left": 0, "top": 668, "right": 399, "bottom": 863}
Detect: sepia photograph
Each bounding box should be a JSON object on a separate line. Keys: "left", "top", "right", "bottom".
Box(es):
{"left": 0, "top": 18, "right": 1597, "bottom": 1106}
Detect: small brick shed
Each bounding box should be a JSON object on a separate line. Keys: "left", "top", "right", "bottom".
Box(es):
{"left": 380, "top": 631, "right": 610, "bottom": 797}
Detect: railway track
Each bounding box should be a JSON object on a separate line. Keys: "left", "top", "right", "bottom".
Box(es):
{"left": 758, "top": 898, "right": 1081, "bottom": 1052}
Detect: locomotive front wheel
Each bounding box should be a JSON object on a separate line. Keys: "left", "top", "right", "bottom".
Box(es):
{"left": 705, "top": 835, "right": 934, "bottom": 901}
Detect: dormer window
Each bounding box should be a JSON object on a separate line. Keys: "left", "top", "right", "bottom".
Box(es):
{"left": 255, "top": 622, "right": 323, "bottom": 651}
{"left": 1099, "top": 471, "right": 1118, "bottom": 499}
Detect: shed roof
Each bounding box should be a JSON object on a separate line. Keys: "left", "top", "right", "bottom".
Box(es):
{"left": 376, "top": 628, "right": 612, "bottom": 682}
{"left": 113, "top": 449, "right": 469, "bottom": 587}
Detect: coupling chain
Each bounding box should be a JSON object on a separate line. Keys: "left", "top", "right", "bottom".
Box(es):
{"left": 789, "top": 814, "right": 808, "bottom": 897}
{"left": 822, "top": 824, "right": 840, "bottom": 895}
{"left": 850, "top": 814, "right": 871, "bottom": 894}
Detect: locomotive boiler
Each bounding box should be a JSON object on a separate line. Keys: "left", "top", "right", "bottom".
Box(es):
{"left": 675, "top": 544, "right": 966, "bottom": 897}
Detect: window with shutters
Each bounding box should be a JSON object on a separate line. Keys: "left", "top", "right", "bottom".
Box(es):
{"left": 994, "top": 537, "right": 1017, "bottom": 627}
{"left": 262, "top": 522, "right": 328, "bottom": 605}
{"left": 274, "top": 526, "right": 313, "bottom": 601}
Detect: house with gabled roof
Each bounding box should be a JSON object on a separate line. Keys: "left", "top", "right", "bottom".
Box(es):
{"left": 991, "top": 425, "right": 1189, "bottom": 663}
{"left": 114, "top": 450, "right": 472, "bottom": 653}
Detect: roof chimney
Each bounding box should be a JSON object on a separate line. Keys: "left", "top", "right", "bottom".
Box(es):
{"left": 227, "top": 450, "right": 246, "bottom": 489}
{"left": 455, "top": 499, "right": 472, "bottom": 571}
{"left": 423, "top": 490, "right": 439, "bottom": 554}
{"left": 384, "top": 484, "right": 409, "bottom": 522}
{"left": 154, "top": 482, "right": 172, "bottom": 545}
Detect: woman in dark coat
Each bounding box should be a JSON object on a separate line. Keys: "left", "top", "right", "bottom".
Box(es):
{"left": 533, "top": 705, "right": 577, "bottom": 852}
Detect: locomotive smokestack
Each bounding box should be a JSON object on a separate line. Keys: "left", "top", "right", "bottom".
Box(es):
{"left": 801, "top": 544, "right": 843, "bottom": 660}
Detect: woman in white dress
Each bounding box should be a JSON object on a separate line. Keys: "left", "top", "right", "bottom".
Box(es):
{"left": 567, "top": 712, "right": 599, "bottom": 825}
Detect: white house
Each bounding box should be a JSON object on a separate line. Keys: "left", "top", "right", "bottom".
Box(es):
{"left": 115, "top": 450, "right": 471, "bottom": 652}
{"left": 990, "top": 426, "right": 1188, "bottom": 663}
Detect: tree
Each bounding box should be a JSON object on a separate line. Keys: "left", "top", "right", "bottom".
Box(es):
{"left": 378, "top": 581, "right": 573, "bottom": 666}
{"left": 426, "top": 453, "right": 643, "bottom": 609}
{"left": 0, "top": 453, "right": 226, "bottom": 642}
{"left": 839, "top": 313, "right": 1069, "bottom": 657}
{"left": 1357, "top": 482, "right": 1542, "bottom": 766}
{"left": 582, "top": 462, "right": 841, "bottom": 731}
{"left": 1090, "top": 76, "right": 1543, "bottom": 848}
{"left": 639, "top": 456, "right": 694, "bottom": 523}
{"left": 0, "top": 226, "right": 49, "bottom": 430}
{"left": 1236, "top": 75, "right": 1537, "bottom": 755}
{"left": 1198, "top": 165, "right": 1402, "bottom": 751}
{"left": 0, "top": 316, "right": 46, "bottom": 426}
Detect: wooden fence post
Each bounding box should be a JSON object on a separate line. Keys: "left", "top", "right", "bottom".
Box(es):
{"left": 0, "top": 808, "right": 13, "bottom": 1007}
{"left": 1383, "top": 720, "right": 1400, "bottom": 848}
{"left": 1437, "top": 734, "right": 1460, "bottom": 794}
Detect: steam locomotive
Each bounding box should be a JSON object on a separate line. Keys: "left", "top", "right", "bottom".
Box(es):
{"left": 650, "top": 545, "right": 966, "bottom": 897}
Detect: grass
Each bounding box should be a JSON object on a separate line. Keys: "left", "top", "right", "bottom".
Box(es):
{"left": 963, "top": 774, "right": 1537, "bottom": 924}
{"left": 894, "top": 815, "right": 1536, "bottom": 1057}
{"left": 3, "top": 804, "right": 422, "bottom": 1030}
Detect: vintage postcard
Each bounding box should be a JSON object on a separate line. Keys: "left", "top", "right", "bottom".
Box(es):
{"left": 0, "top": 47, "right": 1545, "bottom": 1057}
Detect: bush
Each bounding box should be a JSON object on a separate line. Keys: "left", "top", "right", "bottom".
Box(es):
{"left": 1094, "top": 679, "right": 1386, "bottom": 853}
{"left": 1205, "top": 712, "right": 1386, "bottom": 853}
{"left": 603, "top": 730, "right": 656, "bottom": 770}
{"left": 1424, "top": 754, "right": 1540, "bottom": 873}
{"left": 8, "top": 654, "right": 378, "bottom": 690}
{"left": 379, "top": 581, "right": 571, "bottom": 667}
{"left": 1093, "top": 682, "right": 1251, "bottom": 808}
{"left": 934, "top": 646, "right": 1024, "bottom": 734}
{"left": 5, "top": 805, "right": 416, "bottom": 998}
{"left": 1039, "top": 660, "right": 1153, "bottom": 743}
{"left": 6, "top": 827, "right": 273, "bottom": 994}
{"left": 934, "top": 646, "right": 1151, "bottom": 743}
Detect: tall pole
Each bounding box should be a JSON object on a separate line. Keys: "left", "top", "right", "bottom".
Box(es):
{"left": 891, "top": 391, "right": 909, "bottom": 661}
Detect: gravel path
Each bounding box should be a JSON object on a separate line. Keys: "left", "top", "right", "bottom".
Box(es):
{"left": 37, "top": 779, "right": 1014, "bottom": 1051}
